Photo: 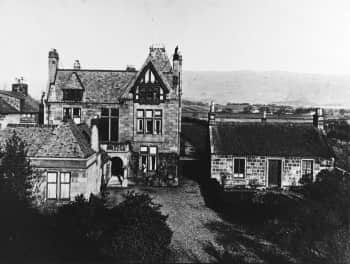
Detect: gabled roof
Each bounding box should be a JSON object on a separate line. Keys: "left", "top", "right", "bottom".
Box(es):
{"left": 128, "top": 60, "right": 172, "bottom": 93}
{"left": 210, "top": 123, "right": 334, "bottom": 159}
{"left": 61, "top": 72, "right": 84, "bottom": 90}
{"left": 54, "top": 70, "right": 137, "bottom": 102}
{"left": 0, "top": 122, "right": 95, "bottom": 159}
{"left": 0, "top": 98, "right": 18, "bottom": 114}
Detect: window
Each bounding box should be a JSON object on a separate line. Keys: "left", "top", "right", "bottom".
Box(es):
{"left": 233, "top": 158, "right": 245, "bottom": 178}
{"left": 134, "top": 68, "right": 165, "bottom": 104}
{"left": 302, "top": 160, "right": 313, "bottom": 181}
{"left": 136, "top": 109, "right": 162, "bottom": 135}
{"left": 47, "top": 172, "right": 57, "bottom": 199}
{"left": 63, "top": 107, "right": 81, "bottom": 124}
{"left": 63, "top": 89, "right": 83, "bottom": 101}
{"left": 100, "top": 108, "right": 119, "bottom": 142}
{"left": 140, "top": 146, "right": 157, "bottom": 172}
{"left": 60, "top": 172, "right": 71, "bottom": 200}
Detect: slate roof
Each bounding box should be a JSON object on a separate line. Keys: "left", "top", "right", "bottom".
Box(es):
{"left": 0, "top": 90, "right": 40, "bottom": 114}
{"left": 52, "top": 47, "right": 175, "bottom": 102}
{"left": 0, "top": 122, "right": 95, "bottom": 159}
{"left": 210, "top": 123, "right": 334, "bottom": 158}
{"left": 54, "top": 70, "right": 137, "bottom": 102}
{"left": 0, "top": 98, "right": 18, "bottom": 114}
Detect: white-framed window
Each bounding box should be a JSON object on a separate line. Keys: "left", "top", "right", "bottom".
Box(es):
{"left": 136, "top": 109, "right": 162, "bottom": 135}
{"left": 301, "top": 159, "right": 314, "bottom": 181}
{"left": 47, "top": 172, "right": 57, "bottom": 199}
{"left": 63, "top": 107, "right": 81, "bottom": 124}
{"left": 233, "top": 158, "right": 246, "bottom": 178}
{"left": 60, "top": 172, "right": 71, "bottom": 200}
{"left": 140, "top": 146, "right": 158, "bottom": 172}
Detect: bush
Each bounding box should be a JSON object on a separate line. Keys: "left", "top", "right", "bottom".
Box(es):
{"left": 53, "top": 192, "right": 172, "bottom": 262}
{"left": 100, "top": 191, "right": 172, "bottom": 263}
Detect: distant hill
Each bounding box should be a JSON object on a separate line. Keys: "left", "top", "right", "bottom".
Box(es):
{"left": 182, "top": 71, "right": 350, "bottom": 108}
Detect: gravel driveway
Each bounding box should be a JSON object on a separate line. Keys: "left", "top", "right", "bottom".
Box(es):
{"left": 107, "top": 179, "right": 299, "bottom": 263}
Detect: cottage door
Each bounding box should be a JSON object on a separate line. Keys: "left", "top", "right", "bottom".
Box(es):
{"left": 268, "top": 159, "right": 282, "bottom": 187}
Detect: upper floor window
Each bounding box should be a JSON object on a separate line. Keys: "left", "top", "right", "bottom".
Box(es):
{"left": 100, "top": 108, "right": 119, "bottom": 142}
{"left": 136, "top": 109, "right": 162, "bottom": 135}
{"left": 63, "top": 89, "right": 83, "bottom": 101}
{"left": 63, "top": 107, "right": 81, "bottom": 124}
{"left": 134, "top": 67, "right": 165, "bottom": 105}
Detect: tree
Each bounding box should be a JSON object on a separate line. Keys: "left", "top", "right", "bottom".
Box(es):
{"left": 0, "top": 131, "right": 32, "bottom": 201}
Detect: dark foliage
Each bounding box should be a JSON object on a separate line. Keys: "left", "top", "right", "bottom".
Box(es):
{"left": 201, "top": 169, "right": 350, "bottom": 264}
{"left": 0, "top": 131, "right": 32, "bottom": 202}
{"left": 327, "top": 120, "right": 350, "bottom": 141}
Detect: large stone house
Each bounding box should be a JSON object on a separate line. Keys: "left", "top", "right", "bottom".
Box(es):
{"left": 0, "top": 121, "right": 107, "bottom": 207}
{"left": 44, "top": 45, "right": 182, "bottom": 187}
{"left": 0, "top": 79, "right": 40, "bottom": 129}
{"left": 209, "top": 105, "right": 335, "bottom": 188}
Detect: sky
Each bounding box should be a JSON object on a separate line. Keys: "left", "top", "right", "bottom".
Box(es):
{"left": 0, "top": 0, "right": 350, "bottom": 98}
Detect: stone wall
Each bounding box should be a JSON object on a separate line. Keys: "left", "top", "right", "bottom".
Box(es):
{"left": 211, "top": 154, "right": 334, "bottom": 188}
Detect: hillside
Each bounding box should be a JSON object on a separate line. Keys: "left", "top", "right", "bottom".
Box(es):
{"left": 182, "top": 71, "right": 350, "bottom": 108}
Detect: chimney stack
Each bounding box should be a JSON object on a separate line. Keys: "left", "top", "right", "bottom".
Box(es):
{"left": 173, "top": 46, "right": 183, "bottom": 96}
{"left": 313, "top": 108, "right": 324, "bottom": 131}
{"left": 48, "top": 49, "right": 59, "bottom": 84}
{"left": 73, "top": 60, "right": 81, "bottom": 70}
{"left": 208, "top": 101, "right": 216, "bottom": 125}
{"left": 12, "top": 77, "right": 28, "bottom": 96}
{"left": 91, "top": 119, "right": 99, "bottom": 152}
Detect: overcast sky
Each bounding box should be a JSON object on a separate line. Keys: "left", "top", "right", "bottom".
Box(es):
{"left": 0, "top": 0, "right": 350, "bottom": 98}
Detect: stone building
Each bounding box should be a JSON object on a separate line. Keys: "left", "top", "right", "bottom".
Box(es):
{"left": 44, "top": 45, "right": 182, "bottom": 187}
{"left": 0, "top": 79, "right": 40, "bottom": 129}
{"left": 0, "top": 121, "right": 107, "bottom": 207}
{"left": 209, "top": 105, "right": 335, "bottom": 188}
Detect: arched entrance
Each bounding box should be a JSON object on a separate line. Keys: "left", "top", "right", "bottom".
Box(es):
{"left": 111, "top": 157, "right": 124, "bottom": 185}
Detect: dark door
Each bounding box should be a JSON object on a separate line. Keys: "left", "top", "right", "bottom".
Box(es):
{"left": 268, "top": 159, "right": 282, "bottom": 187}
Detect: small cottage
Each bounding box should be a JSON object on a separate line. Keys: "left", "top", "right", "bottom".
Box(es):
{"left": 0, "top": 121, "right": 108, "bottom": 207}
{"left": 209, "top": 105, "right": 335, "bottom": 188}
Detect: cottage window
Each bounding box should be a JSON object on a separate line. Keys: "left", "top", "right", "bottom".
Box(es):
{"left": 136, "top": 109, "right": 162, "bottom": 135}
{"left": 233, "top": 158, "right": 245, "bottom": 178}
{"left": 47, "top": 172, "right": 57, "bottom": 199}
{"left": 60, "top": 172, "right": 71, "bottom": 200}
{"left": 302, "top": 160, "right": 313, "bottom": 181}
{"left": 100, "top": 108, "right": 119, "bottom": 142}
{"left": 140, "top": 146, "right": 157, "bottom": 172}
{"left": 63, "top": 107, "right": 81, "bottom": 124}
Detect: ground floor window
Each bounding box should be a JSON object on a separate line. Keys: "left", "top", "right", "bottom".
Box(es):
{"left": 140, "top": 146, "right": 158, "bottom": 172}
{"left": 47, "top": 171, "right": 71, "bottom": 200}
{"left": 302, "top": 160, "right": 314, "bottom": 181}
{"left": 233, "top": 158, "right": 246, "bottom": 178}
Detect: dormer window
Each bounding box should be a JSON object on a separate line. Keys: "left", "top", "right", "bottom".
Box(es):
{"left": 63, "top": 89, "right": 83, "bottom": 101}
{"left": 133, "top": 64, "right": 168, "bottom": 105}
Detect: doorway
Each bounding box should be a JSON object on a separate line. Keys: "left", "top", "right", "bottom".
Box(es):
{"left": 268, "top": 159, "right": 282, "bottom": 187}
{"left": 111, "top": 157, "right": 124, "bottom": 184}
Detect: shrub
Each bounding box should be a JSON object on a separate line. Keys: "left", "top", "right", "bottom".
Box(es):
{"left": 100, "top": 191, "right": 172, "bottom": 263}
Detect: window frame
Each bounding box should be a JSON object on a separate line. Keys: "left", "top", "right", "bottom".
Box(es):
{"left": 100, "top": 107, "right": 119, "bottom": 143}
{"left": 232, "top": 157, "right": 246, "bottom": 178}
{"left": 139, "top": 146, "right": 158, "bottom": 172}
{"left": 47, "top": 171, "right": 58, "bottom": 200}
{"left": 59, "top": 172, "right": 71, "bottom": 200}
{"left": 136, "top": 109, "right": 163, "bottom": 135}
{"left": 301, "top": 159, "right": 314, "bottom": 181}
{"left": 62, "top": 107, "right": 81, "bottom": 123}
